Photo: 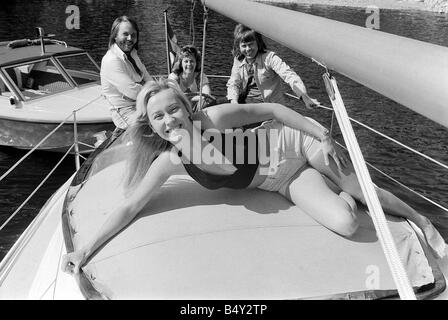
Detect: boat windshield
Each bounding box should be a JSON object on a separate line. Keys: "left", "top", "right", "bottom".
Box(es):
{"left": 1, "top": 59, "right": 72, "bottom": 100}
{"left": 56, "top": 53, "right": 100, "bottom": 86}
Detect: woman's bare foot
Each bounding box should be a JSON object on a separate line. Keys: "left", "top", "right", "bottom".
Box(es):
{"left": 339, "top": 191, "right": 358, "bottom": 213}
{"left": 420, "top": 217, "right": 447, "bottom": 259}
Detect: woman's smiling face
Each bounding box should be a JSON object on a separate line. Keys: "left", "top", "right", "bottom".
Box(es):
{"left": 146, "top": 89, "right": 192, "bottom": 143}
{"left": 181, "top": 54, "right": 197, "bottom": 74}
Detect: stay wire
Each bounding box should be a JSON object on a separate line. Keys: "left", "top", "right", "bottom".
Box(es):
{"left": 190, "top": 0, "right": 196, "bottom": 45}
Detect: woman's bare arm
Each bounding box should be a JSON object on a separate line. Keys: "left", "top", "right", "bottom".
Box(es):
{"left": 199, "top": 102, "right": 327, "bottom": 140}
{"left": 62, "top": 149, "right": 182, "bottom": 274}
{"left": 197, "top": 102, "right": 347, "bottom": 170}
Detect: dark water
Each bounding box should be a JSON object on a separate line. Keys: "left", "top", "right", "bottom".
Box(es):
{"left": 1, "top": 0, "right": 447, "bottom": 260}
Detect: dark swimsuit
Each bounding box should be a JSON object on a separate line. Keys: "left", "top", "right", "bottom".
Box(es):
{"left": 182, "top": 130, "right": 259, "bottom": 189}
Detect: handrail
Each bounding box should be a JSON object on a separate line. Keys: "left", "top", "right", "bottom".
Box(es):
{"left": 0, "top": 95, "right": 104, "bottom": 234}
{"left": 152, "top": 74, "right": 230, "bottom": 79}
{"left": 0, "top": 115, "right": 72, "bottom": 182}
{"left": 364, "top": 155, "right": 448, "bottom": 213}
{"left": 206, "top": 75, "right": 231, "bottom": 79}
{"left": 0, "top": 145, "right": 74, "bottom": 232}
{"left": 285, "top": 92, "right": 448, "bottom": 213}
{"left": 284, "top": 93, "right": 448, "bottom": 171}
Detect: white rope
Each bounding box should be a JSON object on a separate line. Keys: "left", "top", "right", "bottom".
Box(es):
{"left": 325, "top": 74, "right": 416, "bottom": 300}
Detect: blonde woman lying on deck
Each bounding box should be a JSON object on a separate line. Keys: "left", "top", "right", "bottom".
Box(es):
{"left": 62, "top": 78, "right": 446, "bottom": 274}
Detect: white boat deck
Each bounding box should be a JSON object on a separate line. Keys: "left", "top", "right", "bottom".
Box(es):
{"left": 0, "top": 162, "right": 446, "bottom": 300}
{"left": 63, "top": 161, "right": 443, "bottom": 299}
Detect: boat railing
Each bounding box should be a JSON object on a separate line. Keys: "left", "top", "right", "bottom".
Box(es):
{"left": 283, "top": 92, "right": 448, "bottom": 213}
{"left": 205, "top": 74, "right": 448, "bottom": 213}
{"left": 0, "top": 96, "right": 104, "bottom": 233}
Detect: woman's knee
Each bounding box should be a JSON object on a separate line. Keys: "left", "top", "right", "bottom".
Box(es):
{"left": 330, "top": 204, "right": 359, "bottom": 237}
{"left": 340, "top": 184, "right": 366, "bottom": 205}
{"left": 343, "top": 185, "right": 387, "bottom": 208}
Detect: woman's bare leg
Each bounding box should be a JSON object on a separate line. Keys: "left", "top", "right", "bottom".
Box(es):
{"left": 281, "top": 166, "right": 358, "bottom": 237}
{"left": 305, "top": 143, "right": 446, "bottom": 258}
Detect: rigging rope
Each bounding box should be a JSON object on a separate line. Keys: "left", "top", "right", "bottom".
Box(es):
{"left": 284, "top": 92, "right": 448, "bottom": 171}
{"left": 52, "top": 239, "right": 65, "bottom": 299}
{"left": 189, "top": 0, "right": 196, "bottom": 45}
{"left": 323, "top": 72, "right": 416, "bottom": 300}
{"left": 197, "top": 4, "right": 208, "bottom": 111}
{"left": 0, "top": 145, "right": 74, "bottom": 231}
{"left": 285, "top": 92, "right": 448, "bottom": 214}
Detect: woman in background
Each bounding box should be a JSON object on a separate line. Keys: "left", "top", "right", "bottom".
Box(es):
{"left": 169, "top": 45, "right": 216, "bottom": 111}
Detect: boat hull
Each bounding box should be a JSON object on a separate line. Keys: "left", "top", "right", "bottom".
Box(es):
{"left": 0, "top": 117, "right": 114, "bottom": 153}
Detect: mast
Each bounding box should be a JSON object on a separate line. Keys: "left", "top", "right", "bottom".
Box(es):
{"left": 202, "top": 0, "right": 448, "bottom": 128}
{"left": 163, "top": 10, "right": 171, "bottom": 75}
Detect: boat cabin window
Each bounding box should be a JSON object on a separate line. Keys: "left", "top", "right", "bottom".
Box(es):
{"left": 0, "top": 68, "right": 21, "bottom": 98}
{"left": 56, "top": 53, "right": 100, "bottom": 86}
{"left": 3, "top": 59, "right": 72, "bottom": 100}
{"left": 0, "top": 77, "right": 6, "bottom": 94}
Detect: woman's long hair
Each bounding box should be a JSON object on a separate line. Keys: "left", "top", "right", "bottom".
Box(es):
{"left": 231, "top": 24, "right": 267, "bottom": 61}
{"left": 124, "top": 78, "right": 193, "bottom": 190}
{"left": 108, "top": 16, "right": 140, "bottom": 50}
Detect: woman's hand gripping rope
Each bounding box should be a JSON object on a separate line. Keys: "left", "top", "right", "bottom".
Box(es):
{"left": 301, "top": 94, "right": 322, "bottom": 110}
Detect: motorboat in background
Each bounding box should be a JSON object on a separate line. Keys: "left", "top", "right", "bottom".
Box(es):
{"left": 0, "top": 28, "right": 114, "bottom": 153}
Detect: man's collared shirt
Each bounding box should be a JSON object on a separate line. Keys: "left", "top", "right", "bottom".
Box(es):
{"left": 226, "top": 50, "right": 306, "bottom": 105}
{"left": 101, "top": 43, "right": 153, "bottom": 109}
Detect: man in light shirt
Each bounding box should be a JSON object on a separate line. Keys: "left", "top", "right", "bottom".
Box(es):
{"left": 101, "top": 16, "right": 153, "bottom": 130}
